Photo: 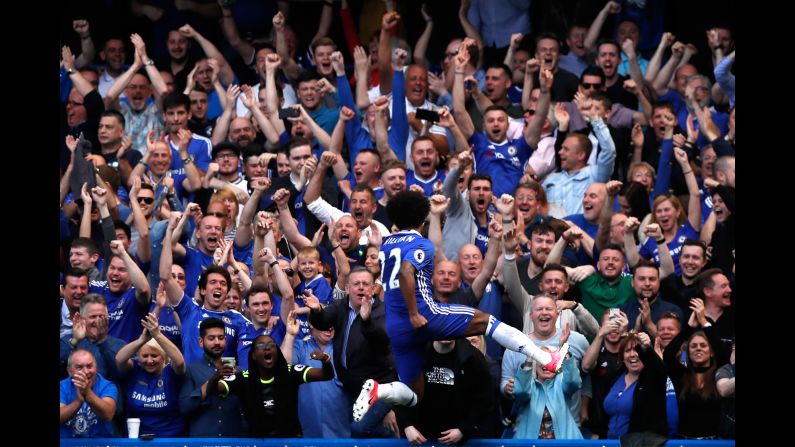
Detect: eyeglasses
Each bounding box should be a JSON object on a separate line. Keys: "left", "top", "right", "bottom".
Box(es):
{"left": 581, "top": 82, "right": 603, "bottom": 90}
{"left": 444, "top": 50, "right": 459, "bottom": 59}
{"left": 137, "top": 197, "right": 155, "bottom": 204}
{"left": 523, "top": 109, "right": 536, "bottom": 116}
{"left": 254, "top": 342, "right": 276, "bottom": 351}
{"left": 172, "top": 273, "right": 186, "bottom": 280}
{"left": 215, "top": 152, "right": 238, "bottom": 160}
{"left": 206, "top": 211, "right": 227, "bottom": 218}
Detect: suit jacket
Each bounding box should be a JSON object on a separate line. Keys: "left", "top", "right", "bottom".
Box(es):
{"left": 308, "top": 296, "right": 397, "bottom": 397}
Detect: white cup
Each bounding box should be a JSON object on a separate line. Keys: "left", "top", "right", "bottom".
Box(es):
{"left": 127, "top": 418, "right": 141, "bottom": 438}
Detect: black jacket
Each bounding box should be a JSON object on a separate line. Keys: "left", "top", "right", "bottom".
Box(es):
{"left": 627, "top": 345, "right": 669, "bottom": 436}
{"left": 398, "top": 340, "right": 496, "bottom": 442}
{"left": 601, "top": 344, "right": 669, "bottom": 437}
{"left": 308, "top": 296, "right": 397, "bottom": 397}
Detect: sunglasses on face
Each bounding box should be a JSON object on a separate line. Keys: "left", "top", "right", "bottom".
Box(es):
{"left": 206, "top": 211, "right": 227, "bottom": 218}
{"left": 581, "top": 82, "right": 603, "bottom": 90}
{"left": 172, "top": 273, "right": 186, "bottom": 280}
{"left": 137, "top": 197, "right": 155, "bottom": 204}
{"left": 523, "top": 109, "right": 536, "bottom": 116}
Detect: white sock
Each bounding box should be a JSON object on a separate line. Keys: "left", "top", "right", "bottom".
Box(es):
{"left": 377, "top": 381, "right": 417, "bottom": 407}
{"left": 486, "top": 315, "right": 552, "bottom": 365}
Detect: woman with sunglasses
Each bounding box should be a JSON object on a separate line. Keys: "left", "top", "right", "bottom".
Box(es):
{"left": 127, "top": 130, "right": 202, "bottom": 213}
{"left": 127, "top": 177, "right": 157, "bottom": 262}
{"left": 207, "top": 333, "right": 334, "bottom": 437}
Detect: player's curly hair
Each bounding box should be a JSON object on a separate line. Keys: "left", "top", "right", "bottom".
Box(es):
{"left": 386, "top": 190, "right": 430, "bottom": 230}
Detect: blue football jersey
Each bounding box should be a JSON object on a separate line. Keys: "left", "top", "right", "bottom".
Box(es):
{"left": 380, "top": 230, "right": 435, "bottom": 317}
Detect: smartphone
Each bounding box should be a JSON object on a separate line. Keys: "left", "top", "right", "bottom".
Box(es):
{"left": 464, "top": 80, "right": 474, "bottom": 90}
{"left": 415, "top": 108, "right": 440, "bottom": 123}
{"left": 608, "top": 308, "right": 620, "bottom": 320}
{"left": 139, "top": 433, "right": 156, "bottom": 441}
{"left": 221, "top": 357, "right": 236, "bottom": 369}
{"left": 278, "top": 108, "right": 300, "bottom": 119}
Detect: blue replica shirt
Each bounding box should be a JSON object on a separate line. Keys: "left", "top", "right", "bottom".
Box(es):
{"left": 507, "top": 85, "right": 523, "bottom": 105}
{"left": 700, "top": 187, "right": 713, "bottom": 228}
{"left": 206, "top": 77, "right": 240, "bottom": 120}
{"left": 150, "top": 302, "right": 182, "bottom": 352}
{"left": 380, "top": 230, "right": 434, "bottom": 322}
{"left": 564, "top": 213, "right": 601, "bottom": 266}
{"left": 89, "top": 283, "right": 148, "bottom": 343}
{"left": 236, "top": 293, "right": 286, "bottom": 370}
{"left": 123, "top": 362, "right": 185, "bottom": 437}
{"left": 478, "top": 281, "right": 507, "bottom": 360}
{"left": 60, "top": 374, "right": 119, "bottom": 438}
{"left": 166, "top": 133, "right": 213, "bottom": 173}
{"left": 564, "top": 214, "right": 599, "bottom": 239}
{"left": 232, "top": 239, "right": 255, "bottom": 278}
{"left": 474, "top": 219, "right": 490, "bottom": 256}
{"left": 311, "top": 106, "right": 342, "bottom": 137}
{"left": 173, "top": 294, "right": 254, "bottom": 365}
{"left": 469, "top": 132, "right": 533, "bottom": 198}
{"left": 293, "top": 337, "right": 351, "bottom": 438}
{"left": 238, "top": 322, "right": 286, "bottom": 371}
{"left": 639, "top": 221, "right": 700, "bottom": 276}
{"left": 293, "top": 187, "right": 309, "bottom": 234}
{"left": 604, "top": 372, "right": 637, "bottom": 438}
{"left": 406, "top": 169, "right": 446, "bottom": 197}
{"left": 177, "top": 246, "right": 214, "bottom": 298}
{"left": 294, "top": 275, "right": 334, "bottom": 339}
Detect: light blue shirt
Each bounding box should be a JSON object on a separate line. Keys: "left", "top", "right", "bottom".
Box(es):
{"left": 618, "top": 53, "right": 649, "bottom": 77}
{"left": 558, "top": 52, "right": 589, "bottom": 78}
{"left": 542, "top": 118, "right": 616, "bottom": 216}
{"left": 501, "top": 328, "right": 589, "bottom": 424}
{"left": 467, "top": 0, "right": 533, "bottom": 48}
{"left": 714, "top": 54, "right": 736, "bottom": 108}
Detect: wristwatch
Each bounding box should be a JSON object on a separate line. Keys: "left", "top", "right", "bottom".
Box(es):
{"left": 66, "top": 67, "right": 76, "bottom": 75}
{"left": 144, "top": 59, "right": 155, "bottom": 66}
{"left": 181, "top": 155, "right": 194, "bottom": 165}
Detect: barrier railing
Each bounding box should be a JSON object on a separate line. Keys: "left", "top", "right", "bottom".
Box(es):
{"left": 60, "top": 437, "right": 736, "bottom": 447}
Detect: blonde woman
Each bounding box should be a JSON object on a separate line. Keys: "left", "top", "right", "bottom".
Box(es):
{"left": 115, "top": 294, "right": 186, "bottom": 437}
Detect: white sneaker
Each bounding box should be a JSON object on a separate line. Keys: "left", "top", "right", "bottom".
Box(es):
{"left": 353, "top": 379, "right": 379, "bottom": 422}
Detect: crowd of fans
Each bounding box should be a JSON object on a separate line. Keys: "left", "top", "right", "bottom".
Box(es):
{"left": 59, "top": 0, "right": 735, "bottom": 442}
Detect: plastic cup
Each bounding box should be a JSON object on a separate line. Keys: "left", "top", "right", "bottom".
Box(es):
{"left": 127, "top": 418, "right": 141, "bottom": 438}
